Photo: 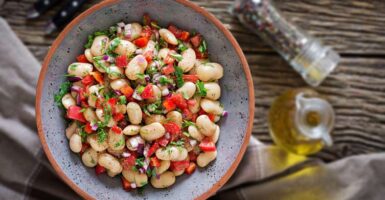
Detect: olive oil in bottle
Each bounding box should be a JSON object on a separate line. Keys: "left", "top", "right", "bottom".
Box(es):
{"left": 268, "top": 88, "right": 335, "bottom": 155}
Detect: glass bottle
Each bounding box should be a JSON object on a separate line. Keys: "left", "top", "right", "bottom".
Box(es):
{"left": 233, "top": 0, "right": 340, "bottom": 87}
{"left": 268, "top": 88, "right": 334, "bottom": 155}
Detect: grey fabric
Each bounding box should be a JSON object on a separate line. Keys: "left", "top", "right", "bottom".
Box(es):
{"left": 0, "top": 17, "right": 383, "bottom": 200}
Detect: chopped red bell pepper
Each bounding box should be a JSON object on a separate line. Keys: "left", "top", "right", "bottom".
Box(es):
{"left": 141, "top": 84, "right": 154, "bottom": 99}
{"left": 198, "top": 109, "right": 216, "bottom": 122}
{"left": 113, "top": 113, "right": 125, "bottom": 122}
{"left": 115, "top": 55, "right": 128, "bottom": 68}
{"left": 194, "top": 48, "right": 208, "bottom": 59}
{"left": 161, "top": 63, "right": 175, "bottom": 75}
{"left": 156, "top": 136, "right": 169, "bottom": 147}
{"left": 84, "top": 122, "right": 93, "bottom": 134}
{"left": 66, "top": 106, "right": 86, "bottom": 123}
{"left": 199, "top": 138, "right": 216, "bottom": 152}
{"left": 111, "top": 125, "right": 122, "bottom": 134}
{"left": 133, "top": 37, "right": 149, "bottom": 48}
{"left": 120, "top": 85, "right": 134, "bottom": 98}
{"left": 121, "top": 177, "right": 132, "bottom": 191}
{"left": 122, "top": 155, "right": 136, "bottom": 170}
{"left": 163, "top": 98, "right": 176, "bottom": 112}
{"left": 81, "top": 75, "right": 94, "bottom": 86}
{"left": 95, "top": 164, "right": 106, "bottom": 175}
{"left": 150, "top": 157, "right": 161, "bottom": 167}
{"left": 147, "top": 143, "right": 160, "bottom": 157}
{"left": 163, "top": 122, "right": 181, "bottom": 135}
{"left": 170, "top": 93, "right": 187, "bottom": 109}
{"left": 190, "top": 35, "right": 202, "bottom": 48}
{"left": 170, "top": 160, "right": 190, "bottom": 171}
{"left": 185, "top": 162, "right": 196, "bottom": 175}
{"left": 76, "top": 54, "right": 89, "bottom": 63}
{"left": 182, "top": 74, "right": 199, "bottom": 83}
{"left": 179, "top": 31, "right": 190, "bottom": 41}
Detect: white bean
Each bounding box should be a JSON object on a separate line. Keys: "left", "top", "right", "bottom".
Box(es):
{"left": 61, "top": 93, "right": 76, "bottom": 109}
{"left": 110, "top": 79, "right": 129, "bottom": 91}
{"left": 84, "top": 49, "right": 94, "bottom": 63}
{"left": 166, "top": 111, "right": 183, "bottom": 127}
{"left": 200, "top": 99, "right": 224, "bottom": 115}
{"left": 158, "top": 48, "right": 170, "bottom": 60}
{"left": 176, "top": 82, "right": 196, "bottom": 100}
{"left": 210, "top": 125, "right": 220, "bottom": 144}
{"left": 66, "top": 122, "right": 77, "bottom": 139}
{"left": 173, "top": 169, "right": 185, "bottom": 176}
{"left": 108, "top": 66, "right": 124, "bottom": 80}
{"left": 107, "top": 147, "right": 124, "bottom": 157}
{"left": 67, "top": 62, "right": 93, "bottom": 78}
{"left": 178, "top": 48, "right": 196, "bottom": 72}
{"left": 91, "top": 35, "right": 109, "bottom": 56}
{"left": 125, "top": 55, "right": 148, "bottom": 80}
{"left": 140, "top": 122, "right": 165, "bottom": 141}
{"left": 155, "top": 160, "right": 170, "bottom": 174}
{"left": 123, "top": 125, "right": 141, "bottom": 136}
{"left": 83, "top": 107, "right": 98, "bottom": 123}
{"left": 135, "top": 173, "right": 148, "bottom": 187}
{"left": 126, "top": 135, "right": 145, "bottom": 151}
{"left": 151, "top": 171, "right": 176, "bottom": 189}
{"left": 69, "top": 134, "right": 82, "bottom": 153}
{"left": 98, "top": 153, "right": 122, "bottom": 177}
{"left": 93, "top": 59, "right": 110, "bottom": 73}
{"left": 70, "top": 81, "right": 82, "bottom": 98}
{"left": 125, "top": 23, "right": 142, "bottom": 41}
{"left": 197, "top": 150, "right": 217, "bottom": 168}
{"left": 204, "top": 82, "right": 221, "bottom": 100}
{"left": 159, "top": 29, "right": 178, "bottom": 45}
{"left": 156, "top": 146, "right": 188, "bottom": 161}
{"left": 196, "top": 63, "right": 224, "bottom": 81}
{"left": 144, "top": 114, "right": 165, "bottom": 125}
{"left": 81, "top": 148, "right": 98, "bottom": 167}
{"left": 188, "top": 96, "right": 201, "bottom": 113}
{"left": 87, "top": 134, "right": 108, "bottom": 152}
{"left": 108, "top": 129, "right": 125, "bottom": 151}
{"left": 196, "top": 115, "right": 216, "bottom": 136}
{"left": 147, "top": 85, "right": 161, "bottom": 103}
{"left": 113, "top": 39, "right": 136, "bottom": 56}
{"left": 126, "top": 102, "right": 142, "bottom": 125}
{"left": 188, "top": 126, "right": 204, "bottom": 141}
{"left": 115, "top": 104, "right": 127, "bottom": 114}
{"left": 95, "top": 108, "right": 116, "bottom": 127}
{"left": 122, "top": 169, "right": 136, "bottom": 183}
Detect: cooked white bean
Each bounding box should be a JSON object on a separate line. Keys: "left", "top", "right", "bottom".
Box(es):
{"left": 115, "top": 104, "right": 127, "bottom": 114}
{"left": 95, "top": 108, "right": 116, "bottom": 127}
{"left": 126, "top": 102, "right": 142, "bottom": 125}
{"left": 210, "top": 125, "right": 220, "bottom": 143}
{"left": 156, "top": 146, "right": 188, "bottom": 161}
{"left": 176, "top": 82, "right": 196, "bottom": 100}
{"left": 87, "top": 134, "right": 109, "bottom": 152}
{"left": 140, "top": 122, "right": 165, "bottom": 141}
{"left": 155, "top": 160, "right": 170, "bottom": 174}
{"left": 126, "top": 135, "right": 145, "bottom": 151}
{"left": 98, "top": 153, "right": 122, "bottom": 177}
{"left": 204, "top": 82, "right": 221, "bottom": 100}
{"left": 123, "top": 125, "right": 141, "bottom": 135}
{"left": 108, "top": 129, "right": 125, "bottom": 151}
{"left": 91, "top": 35, "right": 109, "bottom": 56}
{"left": 125, "top": 55, "right": 148, "bottom": 80}
{"left": 188, "top": 95, "right": 201, "bottom": 113}
{"left": 93, "top": 59, "right": 110, "bottom": 73}
{"left": 144, "top": 114, "right": 166, "bottom": 125}
{"left": 66, "top": 122, "right": 77, "bottom": 139}
{"left": 67, "top": 62, "right": 93, "bottom": 78}
{"left": 84, "top": 48, "right": 93, "bottom": 62}
{"left": 113, "top": 39, "right": 136, "bottom": 56}
{"left": 122, "top": 169, "right": 136, "bottom": 183}
{"left": 61, "top": 93, "right": 76, "bottom": 109}
{"left": 125, "top": 23, "right": 142, "bottom": 41}
{"left": 83, "top": 107, "right": 98, "bottom": 123}
{"left": 196, "top": 115, "right": 216, "bottom": 136}
{"left": 122, "top": 167, "right": 148, "bottom": 187}
{"left": 135, "top": 173, "right": 148, "bottom": 187}
{"left": 159, "top": 29, "right": 178, "bottom": 45}
{"left": 173, "top": 169, "right": 185, "bottom": 176}
{"left": 178, "top": 48, "right": 196, "bottom": 72}
{"left": 197, "top": 150, "right": 217, "bottom": 168}
{"left": 107, "top": 147, "right": 124, "bottom": 157}
{"left": 110, "top": 79, "right": 129, "bottom": 91}
{"left": 108, "top": 66, "right": 124, "bottom": 80}
{"left": 200, "top": 99, "right": 224, "bottom": 115}
{"left": 147, "top": 85, "right": 161, "bottom": 103}
{"left": 196, "top": 62, "right": 223, "bottom": 81}
{"left": 151, "top": 171, "right": 176, "bottom": 189}
{"left": 158, "top": 48, "right": 170, "bottom": 60}
{"left": 69, "top": 134, "right": 82, "bottom": 153}
{"left": 166, "top": 111, "right": 183, "bottom": 127}
{"left": 188, "top": 125, "right": 204, "bottom": 141}
{"left": 81, "top": 148, "right": 98, "bottom": 167}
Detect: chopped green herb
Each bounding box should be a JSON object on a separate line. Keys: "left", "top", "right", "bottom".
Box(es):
{"left": 114, "top": 138, "right": 125, "bottom": 148}
{"left": 69, "top": 64, "right": 78, "bottom": 71}
{"left": 198, "top": 39, "right": 207, "bottom": 53}
{"left": 109, "top": 38, "right": 121, "bottom": 51}
{"left": 174, "top": 66, "right": 184, "bottom": 88}
{"left": 79, "top": 127, "right": 88, "bottom": 142}
{"left": 182, "top": 120, "right": 196, "bottom": 128}
{"left": 136, "top": 157, "right": 145, "bottom": 167}
{"left": 146, "top": 66, "right": 158, "bottom": 75}
{"left": 64, "top": 73, "right": 75, "bottom": 77}
{"left": 170, "top": 53, "right": 183, "bottom": 62}
{"left": 159, "top": 76, "right": 173, "bottom": 85}
{"left": 159, "top": 38, "right": 167, "bottom": 48}
{"left": 103, "top": 90, "right": 115, "bottom": 100}
{"left": 80, "top": 108, "right": 87, "bottom": 113}
{"left": 136, "top": 85, "right": 145, "bottom": 94}
{"left": 54, "top": 81, "right": 71, "bottom": 108}
{"left": 93, "top": 56, "right": 110, "bottom": 73}
{"left": 136, "top": 73, "right": 145, "bottom": 79}
{"left": 103, "top": 104, "right": 112, "bottom": 125}
{"left": 155, "top": 42, "right": 160, "bottom": 52}
{"left": 170, "top": 140, "right": 184, "bottom": 147}
{"left": 132, "top": 166, "right": 138, "bottom": 172}
{"left": 84, "top": 35, "right": 95, "bottom": 49}
{"left": 182, "top": 131, "right": 191, "bottom": 137}
{"left": 142, "top": 107, "right": 151, "bottom": 116}
{"left": 182, "top": 91, "right": 189, "bottom": 99}
{"left": 119, "top": 96, "right": 127, "bottom": 105}
{"left": 196, "top": 80, "right": 207, "bottom": 97}
{"left": 178, "top": 41, "right": 188, "bottom": 52}
{"left": 97, "top": 128, "right": 107, "bottom": 143}
{"left": 150, "top": 21, "right": 161, "bottom": 29}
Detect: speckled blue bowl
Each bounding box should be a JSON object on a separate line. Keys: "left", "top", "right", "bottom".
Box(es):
{"left": 36, "top": 0, "right": 254, "bottom": 199}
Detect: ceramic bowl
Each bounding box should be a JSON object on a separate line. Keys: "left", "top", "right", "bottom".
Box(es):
{"left": 36, "top": 0, "right": 254, "bottom": 199}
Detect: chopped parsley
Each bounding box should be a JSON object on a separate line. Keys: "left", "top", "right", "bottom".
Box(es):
{"left": 109, "top": 38, "right": 121, "bottom": 51}
{"left": 159, "top": 76, "right": 173, "bottom": 85}
{"left": 196, "top": 80, "right": 207, "bottom": 97}
{"left": 97, "top": 128, "right": 107, "bottom": 143}
{"left": 136, "top": 73, "right": 145, "bottom": 79}
{"left": 146, "top": 66, "right": 158, "bottom": 75}
{"left": 79, "top": 127, "right": 88, "bottom": 142}
{"left": 170, "top": 140, "right": 184, "bottom": 147}
{"left": 198, "top": 39, "right": 207, "bottom": 53}
{"left": 150, "top": 21, "right": 161, "bottom": 29}
{"left": 174, "top": 66, "right": 184, "bottom": 88}
{"left": 136, "top": 85, "right": 145, "bottom": 94}
{"left": 69, "top": 64, "right": 78, "bottom": 71}
{"left": 54, "top": 81, "right": 71, "bottom": 108}
{"left": 182, "top": 131, "right": 191, "bottom": 137}
{"left": 80, "top": 108, "right": 87, "bottom": 113}
{"left": 119, "top": 96, "right": 127, "bottom": 105}
{"left": 136, "top": 157, "right": 145, "bottom": 168}
{"left": 103, "top": 104, "right": 112, "bottom": 125}
{"left": 114, "top": 138, "right": 125, "bottom": 148}
{"left": 182, "top": 120, "right": 195, "bottom": 128}
{"left": 93, "top": 56, "right": 110, "bottom": 73}
{"left": 84, "top": 28, "right": 117, "bottom": 49}
{"left": 178, "top": 41, "right": 188, "bottom": 52}
{"left": 170, "top": 53, "right": 183, "bottom": 62}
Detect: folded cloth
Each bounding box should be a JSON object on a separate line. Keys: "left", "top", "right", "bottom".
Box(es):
{"left": 1, "top": 17, "right": 384, "bottom": 200}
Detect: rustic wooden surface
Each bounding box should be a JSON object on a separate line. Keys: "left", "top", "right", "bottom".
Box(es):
{"left": 2, "top": 0, "right": 385, "bottom": 161}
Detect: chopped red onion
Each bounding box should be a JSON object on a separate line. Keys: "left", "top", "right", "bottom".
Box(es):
{"left": 103, "top": 55, "right": 109, "bottom": 61}
{"left": 67, "top": 76, "right": 82, "bottom": 82}
{"left": 114, "top": 90, "right": 122, "bottom": 96}
{"left": 138, "top": 168, "right": 145, "bottom": 174}
{"left": 137, "top": 143, "right": 144, "bottom": 155}
{"left": 143, "top": 157, "right": 150, "bottom": 170}
{"left": 156, "top": 174, "right": 160, "bottom": 179}
{"left": 130, "top": 138, "right": 139, "bottom": 149}
{"left": 130, "top": 183, "right": 137, "bottom": 189}
{"left": 143, "top": 144, "right": 150, "bottom": 157}
{"left": 132, "top": 91, "right": 143, "bottom": 101}
{"left": 161, "top": 88, "right": 169, "bottom": 96}
{"left": 165, "top": 132, "right": 170, "bottom": 140}
{"left": 70, "top": 85, "right": 81, "bottom": 92}
{"left": 91, "top": 123, "right": 98, "bottom": 131}
{"left": 144, "top": 75, "right": 151, "bottom": 82}
{"left": 121, "top": 152, "right": 131, "bottom": 158}
{"left": 168, "top": 84, "right": 175, "bottom": 91}
{"left": 165, "top": 93, "right": 172, "bottom": 98}
{"left": 189, "top": 140, "right": 197, "bottom": 147}
{"left": 222, "top": 111, "right": 228, "bottom": 117}
{"left": 124, "top": 24, "right": 132, "bottom": 39}
{"left": 76, "top": 94, "right": 81, "bottom": 106}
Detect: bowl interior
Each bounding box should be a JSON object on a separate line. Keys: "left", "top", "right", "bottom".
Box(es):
{"left": 37, "top": 0, "right": 253, "bottom": 199}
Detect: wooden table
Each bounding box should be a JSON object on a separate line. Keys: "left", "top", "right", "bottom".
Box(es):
{"left": 2, "top": 0, "right": 385, "bottom": 162}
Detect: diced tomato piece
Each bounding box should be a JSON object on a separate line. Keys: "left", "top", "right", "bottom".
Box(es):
{"left": 91, "top": 71, "right": 104, "bottom": 85}
{"left": 111, "top": 125, "right": 122, "bottom": 134}
{"left": 156, "top": 136, "right": 169, "bottom": 147}
{"left": 79, "top": 143, "right": 90, "bottom": 155}
{"left": 168, "top": 24, "right": 182, "bottom": 38}
{"left": 182, "top": 74, "right": 199, "bottom": 83}
{"left": 95, "top": 99, "right": 103, "bottom": 109}
{"left": 120, "top": 85, "right": 134, "bottom": 98}
{"left": 163, "top": 54, "right": 175, "bottom": 65}
{"left": 113, "top": 113, "right": 125, "bottom": 122}
{"left": 78, "top": 88, "right": 87, "bottom": 101}
{"left": 143, "top": 50, "right": 153, "bottom": 63}
{"left": 133, "top": 37, "right": 149, "bottom": 48}
{"left": 122, "top": 155, "right": 136, "bottom": 170}
{"left": 170, "top": 93, "right": 187, "bottom": 109}
{"left": 190, "top": 35, "right": 202, "bottom": 48}
{"left": 163, "top": 98, "right": 176, "bottom": 112}
{"left": 108, "top": 97, "right": 117, "bottom": 106}
{"left": 147, "top": 143, "right": 160, "bottom": 157}
{"left": 143, "top": 13, "right": 152, "bottom": 26}
{"left": 191, "top": 113, "right": 198, "bottom": 123}
{"left": 170, "top": 160, "right": 190, "bottom": 171}
{"left": 141, "top": 84, "right": 154, "bottom": 99}
{"left": 84, "top": 122, "right": 93, "bottom": 134}
{"left": 141, "top": 26, "right": 153, "bottom": 39}
{"left": 81, "top": 75, "right": 94, "bottom": 86}
{"left": 76, "top": 54, "right": 89, "bottom": 63}
{"left": 121, "top": 177, "right": 132, "bottom": 191}
{"left": 179, "top": 31, "right": 190, "bottom": 41}
{"left": 199, "top": 138, "right": 216, "bottom": 152}
{"left": 187, "top": 99, "right": 196, "bottom": 107}
{"left": 95, "top": 164, "right": 106, "bottom": 175}
{"left": 115, "top": 55, "right": 128, "bottom": 68}
{"left": 188, "top": 151, "right": 197, "bottom": 162}
{"left": 163, "top": 122, "right": 181, "bottom": 135}
{"left": 150, "top": 157, "right": 161, "bottom": 167}
{"left": 66, "top": 106, "right": 86, "bottom": 123}
{"left": 208, "top": 113, "right": 216, "bottom": 122}
{"left": 182, "top": 108, "right": 193, "bottom": 120}
{"left": 185, "top": 162, "right": 196, "bottom": 175}
{"left": 161, "top": 64, "right": 175, "bottom": 75}
{"left": 194, "top": 48, "right": 208, "bottom": 59}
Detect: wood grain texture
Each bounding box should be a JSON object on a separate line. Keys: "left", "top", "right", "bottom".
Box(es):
{"left": 1, "top": 0, "right": 385, "bottom": 161}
